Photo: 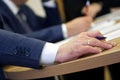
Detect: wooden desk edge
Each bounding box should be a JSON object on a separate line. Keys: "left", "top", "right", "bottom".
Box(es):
{"left": 4, "top": 37, "right": 120, "bottom": 79}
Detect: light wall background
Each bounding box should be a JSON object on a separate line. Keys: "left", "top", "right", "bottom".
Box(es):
{"left": 26, "top": 0, "right": 46, "bottom": 17}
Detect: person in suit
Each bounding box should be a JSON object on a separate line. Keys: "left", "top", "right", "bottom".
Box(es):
{"left": 63, "top": 0, "right": 120, "bottom": 21}
{"left": 0, "top": 0, "right": 93, "bottom": 43}
{"left": 0, "top": 19, "right": 115, "bottom": 79}
{"left": 0, "top": 0, "right": 92, "bottom": 80}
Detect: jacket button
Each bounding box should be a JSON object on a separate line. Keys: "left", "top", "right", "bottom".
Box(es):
{"left": 14, "top": 50, "right": 17, "bottom": 55}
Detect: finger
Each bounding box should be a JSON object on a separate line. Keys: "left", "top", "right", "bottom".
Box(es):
{"left": 87, "top": 31, "right": 103, "bottom": 37}
{"left": 86, "top": 38, "right": 113, "bottom": 49}
{"left": 77, "top": 46, "right": 102, "bottom": 55}
{"left": 104, "top": 41, "right": 116, "bottom": 47}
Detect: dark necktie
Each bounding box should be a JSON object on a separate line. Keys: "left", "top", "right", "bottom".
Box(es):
{"left": 16, "top": 9, "right": 32, "bottom": 33}
{"left": 42, "top": 0, "right": 50, "bottom": 2}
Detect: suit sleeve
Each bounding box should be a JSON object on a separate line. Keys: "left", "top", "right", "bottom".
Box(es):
{"left": 25, "top": 24, "right": 64, "bottom": 43}
{"left": 0, "top": 29, "right": 46, "bottom": 69}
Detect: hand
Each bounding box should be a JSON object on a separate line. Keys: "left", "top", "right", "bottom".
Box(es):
{"left": 110, "top": 7, "right": 120, "bottom": 12}
{"left": 55, "top": 31, "right": 116, "bottom": 63}
{"left": 82, "top": 3, "right": 102, "bottom": 17}
{"left": 66, "top": 16, "right": 93, "bottom": 37}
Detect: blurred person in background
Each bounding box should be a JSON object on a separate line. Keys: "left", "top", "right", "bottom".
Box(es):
{"left": 63, "top": 0, "right": 120, "bottom": 22}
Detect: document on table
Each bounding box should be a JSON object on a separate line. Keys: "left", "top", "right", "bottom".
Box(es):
{"left": 56, "top": 22, "right": 120, "bottom": 45}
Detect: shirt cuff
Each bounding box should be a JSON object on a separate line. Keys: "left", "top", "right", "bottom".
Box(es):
{"left": 43, "top": 0, "right": 56, "bottom": 8}
{"left": 40, "top": 42, "right": 59, "bottom": 66}
{"left": 62, "top": 24, "right": 68, "bottom": 39}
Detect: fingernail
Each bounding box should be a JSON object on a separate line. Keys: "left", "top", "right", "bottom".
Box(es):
{"left": 96, "top": 48, "right": 102, "bottom": 53}
{"left": 111, "top": 42, "right": 117, "bottom": 46}
{"left": 98, "top": 49, "right": 102, "bottom": 52}
{"left": 94, "top": 47, "right": 103, "bottom": 53}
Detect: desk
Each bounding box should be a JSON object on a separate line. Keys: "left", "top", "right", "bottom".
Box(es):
{"left": 4, "top": 37, "right": 120, "bottom": 79}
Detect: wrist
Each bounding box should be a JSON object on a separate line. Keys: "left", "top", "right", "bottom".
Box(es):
{"left": 55, "top": 44, "right": 67, "bottom": 63}
{"left": 65, "top": 22, "right": 76, "bottom": 37}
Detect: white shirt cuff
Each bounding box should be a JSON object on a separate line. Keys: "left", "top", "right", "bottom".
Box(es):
{"left": 62, "top": 24, "right": 68, "bottom": 39}
{"left": 43, "top": 0, "right": 56, "bottom": 8}
{"left": 40, "top": 42, "right": 59, "bottom": 65}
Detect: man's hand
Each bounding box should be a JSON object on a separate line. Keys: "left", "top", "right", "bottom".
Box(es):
{"left": 55, "top": 31, "right": 116, "bottom": 63}
{"left": 82, "top": 3, "right": 102, "bottom": 18}
{"left": 66, "top": 16, "right": 93, "bottom": 37}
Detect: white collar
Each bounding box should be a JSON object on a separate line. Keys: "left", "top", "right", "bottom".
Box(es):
{"left": 3, "top": 0, "right": 19, "bottom": 15}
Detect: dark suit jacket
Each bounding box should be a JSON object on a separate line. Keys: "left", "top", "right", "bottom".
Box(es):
{"left": 0, "top": 29, "right": 46, "bottom": 79}
{"left": 0, "top": 0, "right": 64, "bottom": 42}
{"left": 0, "top": 1, "right": 63, "bottom": 79}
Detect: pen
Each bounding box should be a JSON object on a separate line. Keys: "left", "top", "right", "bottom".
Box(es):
{"left": 85, "top": 0, "right": 90, "bottom": 15}
{"left": 96, "top": 36, "right": 106, "bottom": 40}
